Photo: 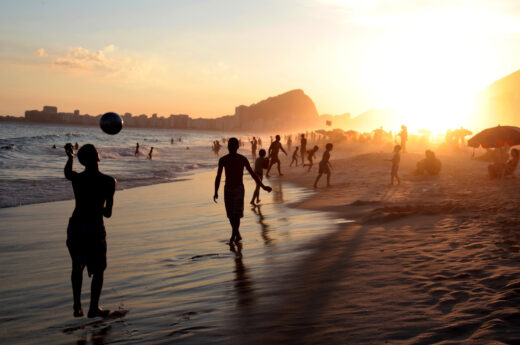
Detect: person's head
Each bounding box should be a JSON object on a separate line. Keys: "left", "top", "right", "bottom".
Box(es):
{"left": 259, "top": 149, "right": 266, "bottom": 157}
{"left": 276, "top": 135, "right": 281, "bottom": 141}
{"left": 425, "top": 150, "right": 434, "bottom": 159}
{"left": 301, "top": 134, "right": 304, "bottom": 138}
{"left": 313, "top": 145, "right": 319, "bottom": 152}
{"left": 77, "top": 144, "right": 99, "bottom": 168}
{"left": 295, "top": 146, "right": 299, "bottom": 151}
{"left": 228, "top": 137, "right": 239, "bottom": 153}
{"left": 394, "top": 145, "right": 401, "bottom": 153}
{"left": 326, "top": 143, "right": 333, "bottom": 151}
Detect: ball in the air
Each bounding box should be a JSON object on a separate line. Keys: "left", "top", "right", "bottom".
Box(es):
{"left": 100, "top": 112, "right": 123, "bottom": 135}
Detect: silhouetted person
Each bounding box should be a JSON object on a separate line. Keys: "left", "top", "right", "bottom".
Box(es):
{"left": 178, "top": 136, "right": 182, "bottom": 142}
{"left": 287, "top": 136, "right": 292, "bottom": 151}
{"left": 300, "top": 134, "right": 307, "bottom": 165}
{"left": 314, "top": 143, "right": 333, "bottom": 188}
{"left": 266, "top": 135, "right": 287, "bottom": 177}
{"left": 290, "top": 146, "right": 299, "bottom": 167}
{"left": 251, "top": 137, "right": 258, "bottom": 161}
{"left": 214, "top": 138, "right": 272, "bottom": 243}
{"left": 147, "top": 147, "right": 154, "bottom": 160}
{"left": 74, "top": 142, "right": 79, "bottom": 151}
{"left": 399, "top": 125, "right": 408, "bottom": 153}
{"left": 415, "top": 150, "right": 441, "bottom": 175}
{"left": 64, "top": 143, "right": 116, "bottom": 318}
{"left": 303, "top": 145, "right": 319, "bottom": 172}
{"left": 134, "top": 143, "right": 139, "bottom": 157}
{"left": 171, "top": 138, "right": 174, "bottom": 144}
{"left": 52, "top": 144, "right": 57, "bottom": 149}
{"left": 251, "top": 149, "right": 269, "bottom": 205}
{"left": 387, "top": 145, "right": 401, "bottom": 185}
{"left": 489, "top": 147, "right": 518, "bottom": 179}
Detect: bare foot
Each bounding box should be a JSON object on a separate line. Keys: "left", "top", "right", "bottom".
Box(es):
{"left": 73, "top": 306, "right": 84, "bottom": 317}
{"left": 250, "top": 200, "right": 255, "bottom": 205}
{"left": 88, "top": 307, "right": 110, "bottom": 318}
{"left": 313, "top": 184, "right": 317, "bottom": 188}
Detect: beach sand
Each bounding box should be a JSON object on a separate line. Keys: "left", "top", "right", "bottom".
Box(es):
{"left": 238, "top": 146, "right": 520, "bottom": 344}
{"left": 0, "top": 169, "right": 339, "bottom": 345}
{"left": 2, "top": 146, "right": 520, "bottom": 344}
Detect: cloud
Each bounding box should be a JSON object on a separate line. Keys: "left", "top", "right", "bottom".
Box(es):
{"left": 36, "top": 48, "right": 47, "bottom": 57}
{"left": 51, "top": 45, "right": 144, "bottom": 77}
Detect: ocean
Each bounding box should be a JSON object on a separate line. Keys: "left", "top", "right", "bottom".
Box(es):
{"left": 0, "top": 122, "right": 256, "bottom": 208}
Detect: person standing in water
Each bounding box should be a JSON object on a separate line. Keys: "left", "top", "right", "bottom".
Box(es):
{"left": 266, "top": 135, "right": 287, "bottom": 178}
{"left": 214, "top": 138, "right": 272, "bottom": 244}
{"left": 300, "top": 134, "right": 307, "bottom": 166}
{"left": 314, "top": 143, "right": 333, "bottom": 188}
{"left": 134, "top": 143, "right": 139, "bottom": 157}
{"left": 64, "top": 143, "right": 116, "bottom": 318}
{"left": 251, "top": 137, "right": 258, "bottom": 161}
{"left": 250, "top": 149, "right": 269, "bottom": 205}
{"left": 147, "top": 147, "right": 154, "bottom": 160}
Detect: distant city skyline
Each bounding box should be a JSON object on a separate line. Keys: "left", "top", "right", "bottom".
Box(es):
{"left": 1, "top": 0, "right": 520, "bottom": 131}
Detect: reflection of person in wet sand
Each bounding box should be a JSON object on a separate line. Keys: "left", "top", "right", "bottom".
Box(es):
{"left": 134, "top": 143, "right": 139, "bottom": 157}
{"left": 314, "top": 143, "right": 333, "bottom": 188}
{"left": 214, "top": 138, "right": 272, "bottom": 244}
{"left": 229, "top": 243, "right": 254, "bottom": 307}
{"left": 303, "top": 145, "right": 319, "bottom": 172}
{"left": 387, "top": 145, "right": 401, "bottom": 185}
{"left": 252, "top": 205, "right": 272, "bottom": 245}
{"left": 250, "top": 149, "right": 269, "bottom": 205}
{"left": 266, "top": 135, "right": 287, "bottom": 178}
{"left": 64, "top": 143, "right": 116, "bottom": 318}
{"left": 290, "top": 146, "right": 299, "bottom": 167}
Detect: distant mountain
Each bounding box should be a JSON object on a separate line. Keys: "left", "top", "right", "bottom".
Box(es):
{"left": 234, "top": 89, "right": 320, "bottom": 131}
{"left": 477, "top": 69, "right": 520, "bottom": 128}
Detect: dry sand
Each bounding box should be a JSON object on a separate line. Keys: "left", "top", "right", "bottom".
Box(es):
{"left": 237, "top": 145, "right": 520, "bottom": 344}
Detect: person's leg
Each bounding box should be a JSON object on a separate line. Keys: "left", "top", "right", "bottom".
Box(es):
{"left": 313, "top": 173, "right": 322, "bottom": 188}
{"left": 266, "top": 161, "right": 274, "bottom": 177}
{"left": 251, "top": 184, "right": 260, "bottom": 204}
{"left": 88, "top": 271, "right": 109, "bottom": 317}
{"left": 396, "top": 172, "right": 400, "bottom": 185}
{"left": 277, "top": 161, "right": 283, "bottom": 176}
{"left": 230, "top": 217, "right": 241, "bottom": 242}
{"left": 71, "top": 263, "right": 84, "bottom": 317}
{"left": 326, "top": 172, "right": 331, "bottom": 187}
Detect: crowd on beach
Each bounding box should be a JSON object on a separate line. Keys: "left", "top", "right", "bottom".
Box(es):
{"left": 58, "top": 122, "right": 520, "bottom": 321}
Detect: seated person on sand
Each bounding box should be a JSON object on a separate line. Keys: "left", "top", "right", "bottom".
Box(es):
{"left": 488, "top": 147, "right": 513, "bottom": 179}
{"left": 415, "top": 150, "right": 441, "bottom": 175}
{"left": 489, "top": 148, "right": 519, "bottom": 179}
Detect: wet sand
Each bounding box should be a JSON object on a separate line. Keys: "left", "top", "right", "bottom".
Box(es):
{"left": 0, "top": 170, "right": 339, "bottom": 345}
{"left": 3, "top": 147, "right": 520, "bottom": 344}
{"left": 240, "top": 147, "right": 520, "bottom": 344}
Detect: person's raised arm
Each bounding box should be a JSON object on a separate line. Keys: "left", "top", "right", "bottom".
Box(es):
{"left": 103, "top": 177, "right": 116, "bottom": 218}
{"left": 214, "top": 159, "right": 224, "bottom": 202}
{"left": 64, "top": 143, "right": 75, "bottom": 180}
{"left": 245, "top": 159, "right": 272, "bottom": 192}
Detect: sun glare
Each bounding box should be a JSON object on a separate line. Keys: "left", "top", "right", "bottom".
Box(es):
{"left": 362, "top": 24, "right": 500, "bottom": 134}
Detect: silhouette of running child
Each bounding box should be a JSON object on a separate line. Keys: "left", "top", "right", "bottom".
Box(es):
{"left": 387, "top": 145, "right": 401, "bottom": 185}
{"left": 251, "top": 149, "right": 269, "bottom": 205}
{"left": 266, "top": 135, "right": 287, "bottom": 177}
{"left": 214, "top": 138, "right": 272, "bottom": 244}
{"left": 64, "top": 143, "right": 116, "bottom": 318}
{"left": 290, "top": 146, "right": 299, "bottom": 167}
{"left": 314, "top": 143, "right": 333, "bottom": 188}
{"left": 303, "top": 145, "right": 319, "bottom": 172}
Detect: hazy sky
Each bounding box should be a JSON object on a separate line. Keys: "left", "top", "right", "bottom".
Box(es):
{"left": 2, "top": 0, "right": 520, "bottom": 125}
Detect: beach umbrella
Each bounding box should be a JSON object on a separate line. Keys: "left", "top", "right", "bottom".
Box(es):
{"left": 468, "top": 125, "right": 520, "bottom": 148}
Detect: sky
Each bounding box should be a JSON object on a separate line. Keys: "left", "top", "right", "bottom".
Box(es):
{"left": 1, "top": 0, "right": 520, "bottom": 130}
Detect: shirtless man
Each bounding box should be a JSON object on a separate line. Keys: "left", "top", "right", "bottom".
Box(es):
{"left": 64, "top": 143, "right": 116, "bottom": 318}
{"left": 266, "top": 135, "right": 287, "bottom": 178}
{"left": 300, "top": 134, "right": 307, "bottom": 166}
{"left": 214, "top": 138, "right": 272, "bottom": 244}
